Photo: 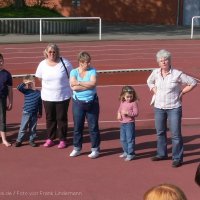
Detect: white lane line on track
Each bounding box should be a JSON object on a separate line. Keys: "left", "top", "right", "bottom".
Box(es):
{"left": 35, "top": 117, "right": 200, "bottom": 127}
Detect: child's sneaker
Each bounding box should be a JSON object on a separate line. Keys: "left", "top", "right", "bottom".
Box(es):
{"left": 58, "top": 141, "right": 66, "bottom": 149}
{"left": 69, "top": 149, "right": 81, "bottom": 157}
{"left": 43, "top": 139, "right": 54, "bottom": 147}
{"left": 119, "top": 153, "right": 127, "bottom": 158}
{"left": 125, "top": 155, "right": 135, "bottom": 161}
{"left": 88, "top": 151, "right": 99, "bottom": 159}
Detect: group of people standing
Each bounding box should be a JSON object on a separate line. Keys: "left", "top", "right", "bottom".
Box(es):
{"left": 0, "top": 45, "right": 198, "bottom": 166}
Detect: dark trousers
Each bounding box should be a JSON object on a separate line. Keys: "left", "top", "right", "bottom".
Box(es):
{"left": 43, "top": 99, "right": 70, "bottom": 141}
{"left": 72, "top": 96, "right": 101, "bottom": 150}
{"left": 0, "top": 97, "right": 6, "bottom": 132}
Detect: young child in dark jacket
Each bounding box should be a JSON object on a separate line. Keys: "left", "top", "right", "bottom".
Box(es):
{"left": 15, "top": 75, "right": 42, "bottom": 147}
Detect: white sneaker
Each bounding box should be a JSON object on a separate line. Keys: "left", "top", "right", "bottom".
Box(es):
{"left": 125, "top": 155, "right": 135, "bottom": 161}
{"left": 119, "top": 153, "right": 127, "bottom": 158}
{"left": 88, "top": 151, "right": 99, "bottom": 159}
{"left": 69, "top": 149, "right": 81, "bottom": 157}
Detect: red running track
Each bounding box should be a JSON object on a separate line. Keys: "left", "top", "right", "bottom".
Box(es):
{"left": 0, "top": 40, "right": 200, "bottom": 200}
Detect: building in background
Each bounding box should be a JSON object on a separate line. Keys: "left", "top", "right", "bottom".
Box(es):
{"left": 183, "top": 0, "right": 200, "bottom": 25}
{"left": 1, "top": 0, "right": 200, "bottom": 26}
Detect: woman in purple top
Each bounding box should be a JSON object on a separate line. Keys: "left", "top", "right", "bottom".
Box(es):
{"left": 117, "top": 85, "right": 139, "bottom": 161}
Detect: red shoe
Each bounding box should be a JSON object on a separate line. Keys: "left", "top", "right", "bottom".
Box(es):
{"left": 43, "top": 139, "right": 54, "bottom": 147}
{"left": 58, "top": 141, "right": 66, "bottom": 149}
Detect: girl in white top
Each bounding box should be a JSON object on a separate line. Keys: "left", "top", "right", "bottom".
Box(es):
{"left": 35, "top": 43, "right": 73, "bottom": 149}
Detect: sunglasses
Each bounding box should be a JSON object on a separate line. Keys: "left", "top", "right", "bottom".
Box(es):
{"left": 48, "top": 51, "right": 56, "bottom": 54}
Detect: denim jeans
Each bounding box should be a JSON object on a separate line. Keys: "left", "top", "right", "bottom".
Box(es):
{"left": 154, "top": 106, "right": 183, "bottom": 162}
{"left": 72, "top": 96, "right": 100, "bottom": 151}
{"left": 17, "top": 111, "right": 38, "bottom": 142}
{"left": 120, "top": 122, "right": 135, "bottom": 156}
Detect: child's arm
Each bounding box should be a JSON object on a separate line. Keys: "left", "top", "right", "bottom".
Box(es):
{"left": 117, "top": 103, "right": 122, "bottom": 120}
{"left": 117, "top": 112, "right": 122, "bottom": 120}
{"left": 17, "top": 83, "right": 27, "bottom": 94}
{"left": 125, "top": 101, "right": 139, "bottom": 117}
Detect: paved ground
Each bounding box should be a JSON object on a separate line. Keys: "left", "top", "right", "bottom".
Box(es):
{"left": 1, "top": 22, "right": 200, "bottom": 43}
{"left": 0, "top": 25, "right": 200, "bottom": 200}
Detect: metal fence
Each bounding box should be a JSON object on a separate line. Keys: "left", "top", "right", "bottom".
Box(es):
{"left": 0, "top": 17, "right": 102, "bottom": 41}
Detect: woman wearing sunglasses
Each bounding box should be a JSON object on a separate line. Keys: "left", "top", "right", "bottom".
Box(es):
{"left": 35, "top": 43, "right": 73, "bottom": 149}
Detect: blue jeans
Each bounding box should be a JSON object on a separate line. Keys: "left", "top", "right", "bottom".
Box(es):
{"left": 120, "top": 122, "right": 135, "bottom": 156}
{"left": 72, "top": 96, "right": 100, "bottom": 151}
{"left": 154, "top": 107, "right": 183, "bottom": 162}
{"left": 17, "top": 111, "right": 38, "bottom": 142}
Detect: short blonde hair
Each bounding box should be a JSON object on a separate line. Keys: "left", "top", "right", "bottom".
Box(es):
{"left": 23, "top": 74, "right": 35, "bottom": 83}
{"left": 143, "top": 184, "right": 187, "bottom": 200}
{"left": 78, "top": 51, "right": 91, "bottom": 63}
{"left": 43, "top": 43, "right": 60, "bottom": 60}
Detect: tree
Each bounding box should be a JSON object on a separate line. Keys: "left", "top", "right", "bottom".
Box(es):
{"left": 14, "top": 0, "right": 26, "bottom": 8}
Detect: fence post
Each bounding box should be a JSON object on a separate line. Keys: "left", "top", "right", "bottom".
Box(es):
{"left": 191, "top": 17, "right": 194, "bottom": 39}
{"left": 40, "top": 19, "right": 42, "bottom": 42}
{"left": 99, "top": 18, "right": 102, "bottom": 40}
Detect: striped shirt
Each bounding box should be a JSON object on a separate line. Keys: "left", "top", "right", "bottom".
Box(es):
{"left": 147, "top": 68, "right": 197, "bottom": 109}
{"left": 17, "top": 83, "right": 42, "bottom": 115}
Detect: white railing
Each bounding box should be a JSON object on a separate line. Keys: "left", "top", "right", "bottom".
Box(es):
{"left": 12, "top": 68, "right": 155, "bottom": 79}
{"left": 191, "top": 16, "right": 200, "bottom": 39}
{"left": 0, "top": 17, "right": 102, "bottom": 41}
{"left": 12, "top": 68, "right": 200, "bottom": 82}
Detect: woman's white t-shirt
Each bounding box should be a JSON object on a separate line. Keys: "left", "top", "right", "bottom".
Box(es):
{"left": 35, "top": 58, "right": 73, "bottom": 101}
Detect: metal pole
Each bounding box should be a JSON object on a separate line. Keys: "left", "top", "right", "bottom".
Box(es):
{"left": 191, "top": 17, "right": 194, "bottom": 39}
{"left": 99, "top": 18, "right": 102, "bottom": 40}
{"left": 40, "top": 19, "right": 42, "bottom": 42}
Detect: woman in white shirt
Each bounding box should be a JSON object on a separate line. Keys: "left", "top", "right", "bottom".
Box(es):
{"left": 147, "top": 49, "right": 197, "bottom": 167}
{"left": 35, "top": 43, "right": 73, "bottom": 149}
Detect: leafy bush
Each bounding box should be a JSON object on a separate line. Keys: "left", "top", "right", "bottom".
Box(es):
{"left": 0, "top": 6, "right": 62, "bottom": 18}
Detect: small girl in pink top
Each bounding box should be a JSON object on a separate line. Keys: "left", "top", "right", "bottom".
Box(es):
{"left": 117, "top": 86, "right": 139, "bottom": 161}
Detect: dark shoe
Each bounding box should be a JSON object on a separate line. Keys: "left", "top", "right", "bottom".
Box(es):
{"left": 29, "top": 141, "right": 38, "bottom": 147}
{"left": 172, "top": 160, "right": 182, "bottom": 168}
{"left": 15, "top": 141, "right": 22, "bottom": 147}
{"left": 151, "top": 156, "right": 168, "bottom": 161}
